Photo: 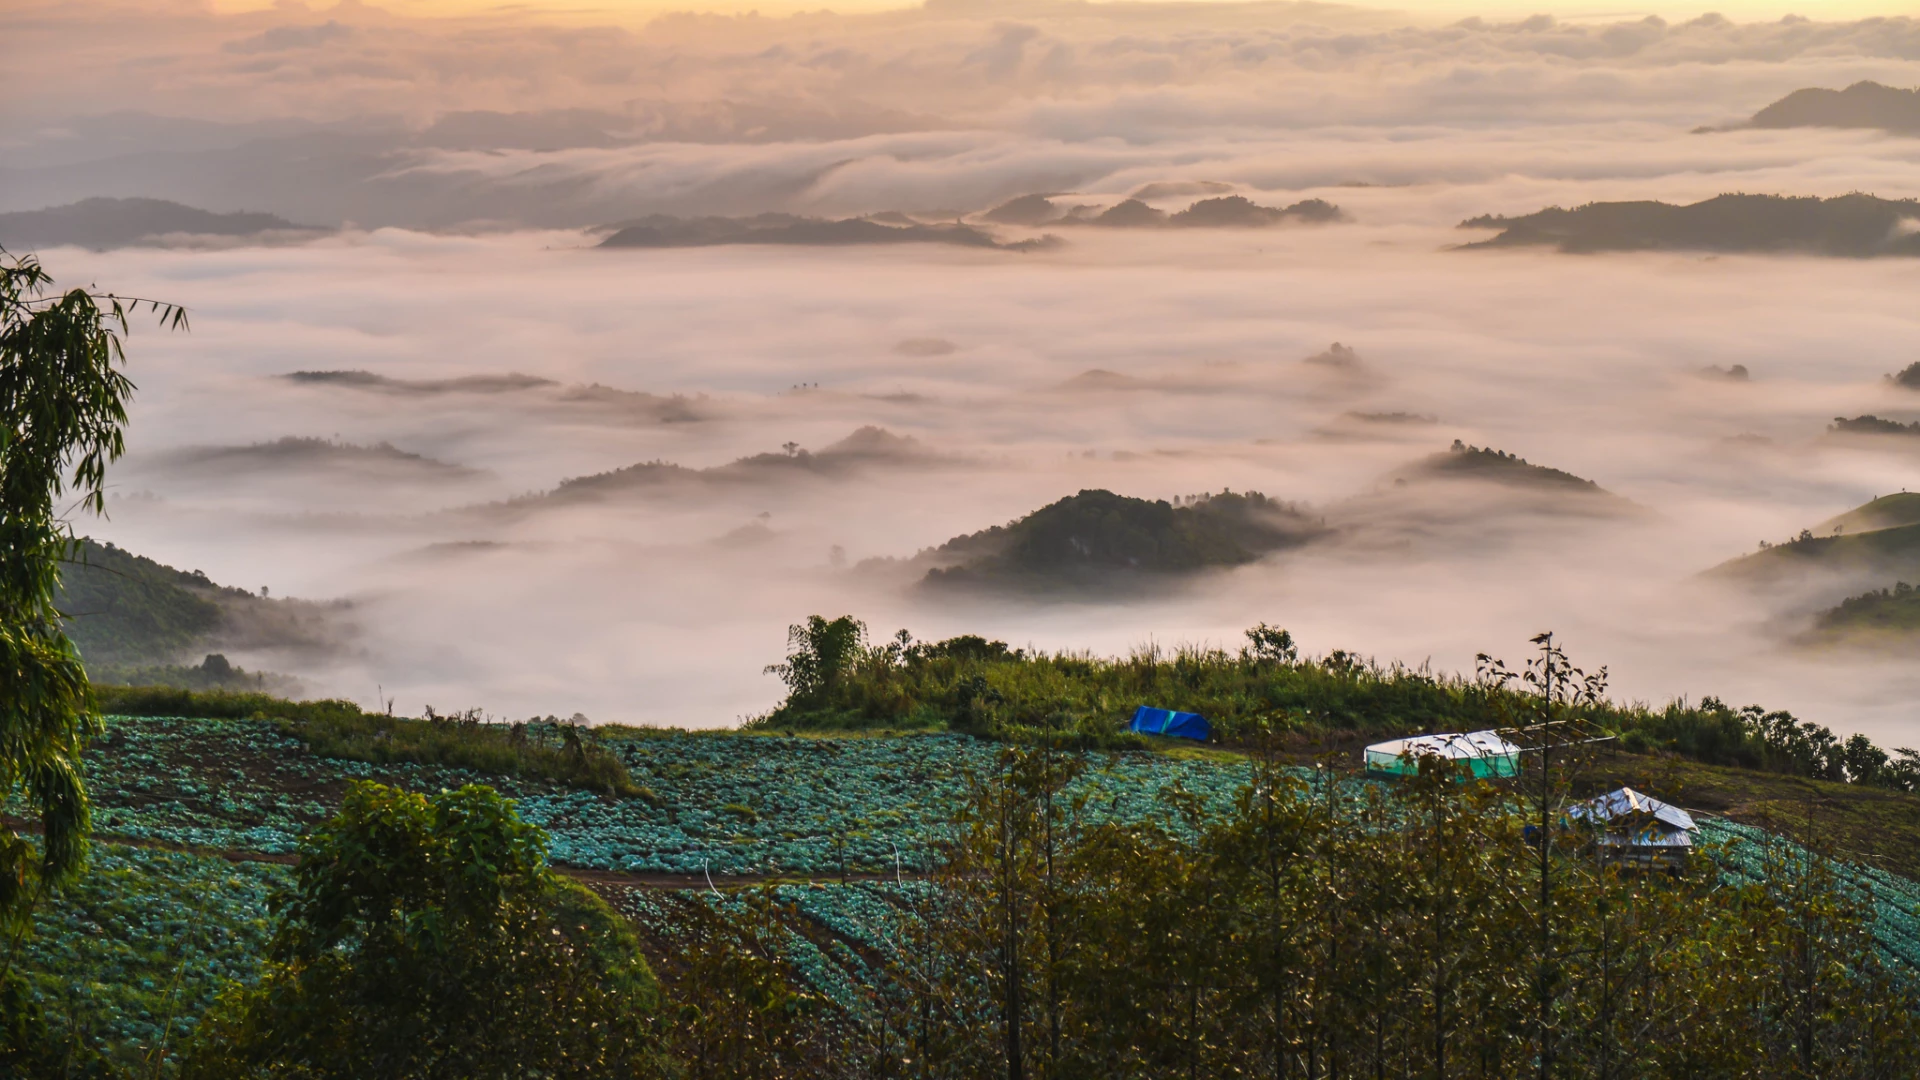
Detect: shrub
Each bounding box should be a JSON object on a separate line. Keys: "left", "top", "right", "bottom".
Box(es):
{"left": 181, "top": 783, "right": 665, "bottom": 1080}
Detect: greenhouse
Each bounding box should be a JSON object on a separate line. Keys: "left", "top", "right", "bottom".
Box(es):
{"left": 1363, "top": 730, "right": 1521, "bottom": 779}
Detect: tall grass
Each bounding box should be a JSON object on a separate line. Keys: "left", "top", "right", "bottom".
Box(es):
{"left": 92, "top": 686, "right": 639, "bottom": 796}
{"left": 751, "top": 618, "right": 1920, "bottom": 791}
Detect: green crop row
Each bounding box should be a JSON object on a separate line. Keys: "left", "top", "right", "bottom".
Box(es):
{"left": 18, "top": 842, "right": 286, "bottom": 1072}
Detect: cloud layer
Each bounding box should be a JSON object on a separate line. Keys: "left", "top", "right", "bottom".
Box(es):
{"left": 8, "top": 1, "right": 1920, "bottom": 744}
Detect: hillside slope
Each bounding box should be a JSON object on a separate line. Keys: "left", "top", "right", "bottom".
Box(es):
{"left": 56, "top": 540, "right": 349, "bottom": 682}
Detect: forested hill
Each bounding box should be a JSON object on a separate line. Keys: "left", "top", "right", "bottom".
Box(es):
{"left": 1458, "top": 193, "right": 1920, "bottom": 256}
{"left": 55, "top": 540, "right": 341, "bottom": 689}
{"left": 1746, "top": 81, "right": 1920, "bottom": 134}
{"left": 57, "top": 541, "right": 235, "bottom": 665}
{"left": 917, "top": 488, "right": 1322, "bottom": 591}
{"left": 1397, "top": 441, "right": 1609, "bottom": 493}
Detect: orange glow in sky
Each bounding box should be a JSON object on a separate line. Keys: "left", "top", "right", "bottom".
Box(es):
{"left": 201, "top": 0, "right": 1920, "bottom": 26}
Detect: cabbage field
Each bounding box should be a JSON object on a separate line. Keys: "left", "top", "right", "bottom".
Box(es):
{"left": 20, "top": 843, "right": 285, "bottom": 1073}
{"left": 13, "top": 715, "right": 1919, "bottom": 1069}
{"left": 60, "top": 716, "right": 1255, "bottom": 873}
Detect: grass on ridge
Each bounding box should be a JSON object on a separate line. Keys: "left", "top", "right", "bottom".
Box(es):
{"left": 92, "top": 685, "right": 639, "bottom": 797}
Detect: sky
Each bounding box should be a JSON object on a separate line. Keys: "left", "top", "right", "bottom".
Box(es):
{"left": 183, "top": 1, "right": 1920, "bottom": 24}
{"left": 5, "top": 0, "right": 1920, "bottom": 740}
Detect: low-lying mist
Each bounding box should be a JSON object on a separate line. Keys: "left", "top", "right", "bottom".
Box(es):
{"left": 50, "top": 215, "right": 1920, "bottom": 745}
{"left": 12, "top": 0, "right": 1918, "bottom": 742}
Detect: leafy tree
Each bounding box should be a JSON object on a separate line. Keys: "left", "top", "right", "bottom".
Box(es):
{"left": 1, "top": 248, "right": 179, "bottom": 1008}
{"left": 765, "top": 615, "right": 869, "bottom": 707}
{"left": 182, "top": 782, "right": 665, "bottom": 1079}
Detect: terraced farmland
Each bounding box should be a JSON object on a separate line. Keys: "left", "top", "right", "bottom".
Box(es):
{"left": 57, "top": 716, "right": 1254, "bottom": 874}
{"left": 14, "top": 715, "right": 1919, "bottom": 1069}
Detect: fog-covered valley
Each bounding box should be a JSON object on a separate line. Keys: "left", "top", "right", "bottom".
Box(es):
{"left": 5, "top": 0, "right": 1919, "bottom": 741}
{"left": 40, "top": 220, "right": 1919, "bottom": 741}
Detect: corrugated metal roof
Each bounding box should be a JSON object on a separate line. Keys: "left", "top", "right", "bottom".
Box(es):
{"left": 1569, "top": 787, "right": 1697, "bottom": 833}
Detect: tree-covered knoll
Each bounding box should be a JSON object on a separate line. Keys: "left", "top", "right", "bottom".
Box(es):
{"left": 1746, "top": 80, "right": 1920, "bottom": 134}
{"left": 1810, "top": 580, "right": 1920, "bottom": 639}
{"left": 52, "top": 538, "right": 347, "bottom": 683}
{"left": 1715, "top": 519, "right": 1920, "bottom": 585}
{"left": 916, "top": 488, "right": 1320, "bottom": 592}
{"left": 1399, "top": 440, "right": 1611, "bottom": 494}
{"left": 751, "top": 616, "right": 1920, "bottom": 792}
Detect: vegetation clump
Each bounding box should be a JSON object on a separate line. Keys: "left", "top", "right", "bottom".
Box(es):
{"left": 1812, "top": 580, "right": 1920, "bottom": 639}
{"left": 182, "top": 782, "right": 663, "bottom": 1079}
{"left": 1830, "top": 414, "right": 1920, "bottom": 437}
{"left": 651, "top": 744, "right": 1920, "bottom": 1077}
{"left": 2, "top": 245, "right": 183, "bottom": 1060}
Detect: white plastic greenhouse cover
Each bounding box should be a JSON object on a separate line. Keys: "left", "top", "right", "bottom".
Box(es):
{"left": 1364, "top": 730, "right": 1521, "bottom": 763}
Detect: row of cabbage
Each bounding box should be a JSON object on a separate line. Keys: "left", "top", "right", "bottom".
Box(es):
{"left": 1699, "top": 817, "right": 1920, "bottom": 971}
{"left": 64, "top": 718, "right": 1252, "bottom": 875}
{"left": 20, "top": 842, "right": 285, "bottom": 1072}
{"left": 69, "top": 716, "right": 499, "bottom": 854}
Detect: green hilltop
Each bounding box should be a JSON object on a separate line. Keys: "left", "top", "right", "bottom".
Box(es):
{"left": 918, "top": 488, "right": 1322, "bottom": 592}
{"left": 1711, "top": 494, "right": 1920, "bottom": 588}
{"left": 1815, "top": 492, "right": 1920, "bottom": 536}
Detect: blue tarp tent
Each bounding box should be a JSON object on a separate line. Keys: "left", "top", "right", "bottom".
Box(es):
{"left": 1129, "top": 706, "right": 1210, "bottom": 741}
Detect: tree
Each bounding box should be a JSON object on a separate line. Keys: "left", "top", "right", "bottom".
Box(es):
{"left": 1, "top": 248, "right": 181, "bottom": 995}
{"left": 182, "top": 782, "right": 665, "bottom": 1079}
{"left": 765, "top": 615, "right": 868, "bottom": 706}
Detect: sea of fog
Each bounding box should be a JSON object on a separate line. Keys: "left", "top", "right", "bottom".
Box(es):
{"left": 47, "top": 208, "right": 1920, "bottom": 744}
{"left": 11, "top": 1, "right": 1920, "bottom": 742}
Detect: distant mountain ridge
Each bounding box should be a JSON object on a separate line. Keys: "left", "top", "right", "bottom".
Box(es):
{"left": 982, "top": 193, "right": 1345, "bottom": 229}
{"left": 0, "top": 197, "right": 317, "bottom": 249}
{"left": 156, "top": 436, "right": 485, "bottom": 481}
{"left": 284, "top": 369, "right": 709, "bottom": 423}
{"left": 1746, "top": 81, "right": 1920, "bottom": 134}
{"left": 490, "top": 427, "right": 953, "bottom": 511}
{"left": 1459, "top": 194, "right": 1920, "bottom": 257}
{"left": 598, "top": 214, "right": 1048, "bottom": 251}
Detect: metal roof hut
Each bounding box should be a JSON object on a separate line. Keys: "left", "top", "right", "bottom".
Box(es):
{"left": 1569, "top": 787, "right": 1697, "bottom": 871}
{"left": 1363, "top": 730, "right": 1521, "bottom": 780}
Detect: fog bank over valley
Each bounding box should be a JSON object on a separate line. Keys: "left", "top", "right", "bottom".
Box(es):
{"left": 50, "top": 224, "right": 1920, "bottom": 743}
{"left": 7, "top": 0, "right": 1919, "bottom": 744}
